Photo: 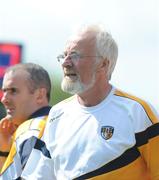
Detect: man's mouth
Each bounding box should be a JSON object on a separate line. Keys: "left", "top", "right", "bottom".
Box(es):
{"left": 64, "top": 72, "right": 78, "bottom": 81}
{"left": 6, "top": 107, "right": 14, "bottom": 114}
{"left": 65, "top": 73, "right": 76, "bottom": 77}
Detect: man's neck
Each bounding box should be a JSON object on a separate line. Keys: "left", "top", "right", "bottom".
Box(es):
{"left": 77, "top": 83, "right": 112, "bottom": 107}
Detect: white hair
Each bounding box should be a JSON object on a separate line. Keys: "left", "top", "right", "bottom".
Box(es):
{"left": 75, "top": 24, "right": 118, "bottom": 80}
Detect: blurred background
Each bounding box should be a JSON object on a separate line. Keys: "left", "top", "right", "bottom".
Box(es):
{"left": 0, "top": 0, "right": 158, "bottom": 119}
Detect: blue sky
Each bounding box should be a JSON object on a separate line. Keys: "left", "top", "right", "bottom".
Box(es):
{"left": 0, "top": 0, "right": 158, "bottom": 109}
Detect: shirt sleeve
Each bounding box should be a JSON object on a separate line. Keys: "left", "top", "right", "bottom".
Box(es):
{"left": 136, "top": 103, "right": 159, "bottom": 179}
{"left": 21, "top": 147, "right": 55, "bottom": 180}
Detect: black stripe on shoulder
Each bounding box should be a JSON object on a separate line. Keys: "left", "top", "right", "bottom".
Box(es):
{"left": 19, "top": 136, "right": 51, "bottom": 169}
{"left": 15, "top": 177, "right": 21, "bottom": 180}
{"left": 34, "top": 138, "right": 51, "bottom": 159}
{"left": 74, "top": 146, "right": 140, "bottom": 180}
{"left": 135, "top": 123, "right": 159, "bottom": 147}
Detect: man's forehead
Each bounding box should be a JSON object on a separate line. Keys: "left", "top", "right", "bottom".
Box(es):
{"left": 5, "top": 69, "right": 28, "bottom": 79}
{"left": 2, "top": 76, "right": 20, "bottom": 89}
{"left": 3, "top": 70, "right": 28, "bottom": 86}
{"left": 65, "top": 34, "right": 95, "bottom": 52}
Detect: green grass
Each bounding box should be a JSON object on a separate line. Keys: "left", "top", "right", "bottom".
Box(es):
{"left": 50, "top": 77, "right": 71, "bottom": 106}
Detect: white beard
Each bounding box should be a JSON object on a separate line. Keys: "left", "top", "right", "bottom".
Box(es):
{"left": 61, "top": 74, "right": 96, "bottom": 95}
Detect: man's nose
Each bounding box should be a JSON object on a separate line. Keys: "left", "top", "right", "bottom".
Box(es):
{"left": 1, "top": 92, "right": 9, "bottom": 105}
{"left": 62, "top": 56, "right": 73, "bottom": 67}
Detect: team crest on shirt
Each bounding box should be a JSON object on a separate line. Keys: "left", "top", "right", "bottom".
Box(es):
{"left": 101, "top": 126, "right": 114, "bottom": 140}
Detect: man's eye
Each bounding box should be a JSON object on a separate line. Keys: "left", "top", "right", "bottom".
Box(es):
{"left": 70, "top": 54, "right": 76, "bottom": 58}
{"left": 11, "top": 88, "right": 17, "bottom": 93}
{"left": 70, "top": 54, "right": 79, "bottom": 59}
{"left": 2, "top": 88, "right": 17, "bottom": 95}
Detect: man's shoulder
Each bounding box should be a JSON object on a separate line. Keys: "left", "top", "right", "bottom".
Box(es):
{"left": 47, "top": 96, "right": 76, "bottom": 123}
{"left": 51, "top": 95, "right": 76, "bottom": 110}
{"left": 114, "top": 89, "right": 148, "bottom": 106}
{"left": 114, "top": 88, "right": 159, "bottom": 124}
{"left": 57, "top": 95, "right": 75, "bottom": 105}
{"left": 13, "top": 116, "right": 47, "bottom": 140}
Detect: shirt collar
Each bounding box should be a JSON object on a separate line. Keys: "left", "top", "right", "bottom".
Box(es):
{"left": 28, "top": 106, "right": 51, "bottom": 119}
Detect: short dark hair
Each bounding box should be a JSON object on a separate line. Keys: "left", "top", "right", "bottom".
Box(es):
{"left": 6, "top": 63, "right": 51, "bottom": 101}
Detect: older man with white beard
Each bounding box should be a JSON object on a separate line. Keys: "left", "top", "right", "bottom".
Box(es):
{"left": 22, "top": 24, "right": 159, "bottom": 180}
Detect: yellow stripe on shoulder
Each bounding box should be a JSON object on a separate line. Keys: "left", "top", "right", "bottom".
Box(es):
{"left": 38, "top": 116, "right": 47, "bottom": 138}
{"left": 0, "top": 143, "right": 16, "bottom": 174}
{"left": 13, "top": 116, "right": 48, "bottom": 140}
{"left": 13, "top": 120, "right": 33, "bottom": 140}
{"left": 0, "top": 116, "right": 48, "bottom": 175}
{"left": 114, "top": 89, "right": 159, "bottom": 124}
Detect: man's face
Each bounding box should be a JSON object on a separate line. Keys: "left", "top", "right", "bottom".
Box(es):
{"left": 1, "top": 70, "right": 37, "bottom": 125}
{"left": 61, "top": 32, "right": 99, "bottom": 95}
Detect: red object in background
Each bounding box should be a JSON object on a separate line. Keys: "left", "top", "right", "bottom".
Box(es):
{"left": 0, "top": 43, "right": 22, "bottom": 100}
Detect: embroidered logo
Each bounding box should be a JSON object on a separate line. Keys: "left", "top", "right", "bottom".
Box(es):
{"left": 101, "top": 126, "right": 114, "bottom": 140}
{"left": 49, "top": 112, "right": 64, "bottom": 122}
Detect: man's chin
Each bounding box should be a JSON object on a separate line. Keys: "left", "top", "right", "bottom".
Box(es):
{"left": 61, "top": 78, "right": 86, "bottom": 94}
{"left": 5, "top": 114, "right": 13, "bottom": 120}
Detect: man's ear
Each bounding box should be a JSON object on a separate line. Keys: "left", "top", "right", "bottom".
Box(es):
{"left": 97, "top": 59, "right": 109, "bottom": 72}
{"left": 102, "top": 59, "right": 109, "bottom": 68}
{"left": 35, "top": 88, "right": 47, "bottom": 103}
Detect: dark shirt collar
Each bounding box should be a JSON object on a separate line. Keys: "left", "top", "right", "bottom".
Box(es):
{"left": 28, "top": 106, "right": 51, "bottom": 119}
